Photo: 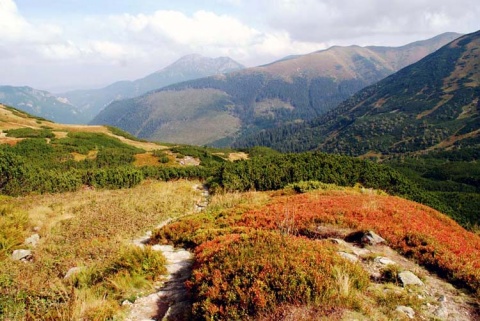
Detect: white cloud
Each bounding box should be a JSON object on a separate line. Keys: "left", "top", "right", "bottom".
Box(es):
{"left": 1, "top": 0, "right": 479, "bottom": 90}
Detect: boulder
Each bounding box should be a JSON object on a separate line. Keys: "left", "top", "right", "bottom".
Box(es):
{"left": 374, "top": 256, "right": 397, "bottom": 265}
{"left": 361, "top": 230, "right": 386, "bottom": 245}
{"left": 11, "top": 249, "right": 32, "bottom": 261}
{"left": 396, "top": 306, "right": 415, "bottom": 319}
{"left": 64, "top": 267, "right": 84, "bottom": 279}
{"left": 25, "top": 234, "right": 40, "bottom": 247}
{"left": 337, "top": 251, "right": 359, "bottom": 263}
{"left": 398, "top": 271, "right": 424, "bottom": 287}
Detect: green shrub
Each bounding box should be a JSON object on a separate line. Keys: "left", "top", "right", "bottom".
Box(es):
{"left": 4, "top": 128, "right": 54, "bottom": 139}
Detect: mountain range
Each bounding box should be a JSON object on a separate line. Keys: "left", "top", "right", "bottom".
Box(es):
{"left": 0, "top": 86, "right": 79, "bottom": 124}
{"left": 0, "top": 55, "right": 244, "bottom": 124}
{"left": 59, "top": 54, "right": 244, "bottom": 123}
{"left": 236, "top": 30, "right": 480, "bottom": 158}
{"left": 90, "top": 32, "right": 461, "bottom": 146}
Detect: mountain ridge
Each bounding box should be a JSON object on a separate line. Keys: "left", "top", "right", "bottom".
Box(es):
{"left": 91, "top": 32, "right": 462, "bottom": 146}
{"left": 59, "top": 54, "right": 245, "bottom": 123}
{"left": 234, "top": 30, "right": 480, "bottom": 156}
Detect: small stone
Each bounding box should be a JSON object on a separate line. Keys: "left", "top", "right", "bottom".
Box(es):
{"left": 11, "top": 249, "right": 32, "bottom": 261}
{"left": 351, "top": 247, "right": 371, "bottom": 256}
{"left": 396, "top": 306, "right": 415, "bottom": 319}
{"left": 25, "top": 234, "right": 40, "bottom": 247}
{"left": 434, "top": 305, "right": 449, "bottom": 319}
{"left": 361, "top": 231, "right": 386, "bottom": 245}
{"left": 398, "top": 271, "right": 424, "bottom": 287}
{"left": 330, "top": 238, "right": 349, "bottom": 246}
{"left": 438, "top": 295, "right": 447, "bottom": 302}
{"left": 338, "top": 251, "right": 358, "bottom": 262}
{"left": 374, "top": 256, "right": 396, "bottom": 265}
{"left": 122, "top": 300, "right": 133, "bottom": 307}
{"left": 33, "top": 226, "right": 41, "bottom": 232}
{"left": 151, "top": 244, "right": 163, "bottom": 251}
{"left": 64, "top": 267, "right": 83, "bottom": 279}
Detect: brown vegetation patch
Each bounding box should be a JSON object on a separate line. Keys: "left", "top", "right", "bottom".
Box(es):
{"left": 227, "top": 152, "right": 249, "bottom": 161}
{"left": 134, "top": 152, "right": 162, "bottom": 167}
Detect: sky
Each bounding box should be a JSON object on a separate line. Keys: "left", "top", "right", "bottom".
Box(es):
{"left": 1, "top": 0, "right": 479, "bottom": 92}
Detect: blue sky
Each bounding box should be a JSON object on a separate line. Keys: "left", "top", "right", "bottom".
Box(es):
{"left": 2, "top": 0, "right": 480, "bottom": 91}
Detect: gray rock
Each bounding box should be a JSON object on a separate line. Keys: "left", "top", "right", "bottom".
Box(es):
{"left": 399, "top": 271, "right": 424, "bottom": 287}
{"left": 25, "top": 234, "right": 40, "bottom": 247}
{"left": 396, "top": 306, "right": 415, "bottom": 319}
{"left": 374, "top": 256, "right": 397, "bottom": 265}
{"left": 434, "top": 304, "right": 449, "bottom": 319}
{"left": 11, "top": 249, "right": 32, "bottom": 261}
{"left": 338, "top": 251, "right": 359, "bottom": 263}
{"left": 330, "top": 238, "right": 349, "bottom": 246}
{"left": 64, "top": 267, "right": 84, "bottom": 279}
{"left": 351, "top": 247, "right": 371, "bottom": 256}
{"left": 361, "top": 230, "right": 386, "bottom": 245}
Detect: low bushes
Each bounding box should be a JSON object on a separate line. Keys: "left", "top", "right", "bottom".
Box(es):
{"left": 188, "top": 231, "right": 369, "bottom": 320}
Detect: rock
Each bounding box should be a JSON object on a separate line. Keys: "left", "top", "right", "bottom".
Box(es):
{"left": 434, "top": 304, "right": 449, "bottom": 319}
{"left": 396, "top": 306, "right": 415, "bottom": 319}
{"left": 374, "top": 256, "right": 397, "bottom": 265}
{"left": 11, "top": 249, "right": 32, "bottom": 261}
{"left": 398, "top": 271, "right": 424, "bottom": 287}
{"left": 361, "top": 230, "right": 386, "bottom": 245}
{"left": 64, "top": 267, "right": 83, "bottom": 279}
{"left": 122, "top": 300, "right": 133, "bottom": 307}
{"left": 351, "top": 247, "right": 371, "bottom": 256}
{"left": 338, "top": 251, "right": 359, "bottom": 263}
{"left": 330, "top": 238, "right": 349, "bottom": 246}
{"left": 25, "top": 234, "right": 40, "bottom": 247}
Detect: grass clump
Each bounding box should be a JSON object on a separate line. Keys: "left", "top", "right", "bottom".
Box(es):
{"left": 188, "top": 231, "right": 369, "bottom": 320}
{"left": 0, "top": 201, "right": 28, "bottom": 259}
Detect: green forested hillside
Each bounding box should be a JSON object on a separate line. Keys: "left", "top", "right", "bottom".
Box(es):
{"left": 235, "top": 30, "right": 480, "bottom": 156}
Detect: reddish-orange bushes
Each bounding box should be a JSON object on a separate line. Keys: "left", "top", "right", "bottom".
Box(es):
{"left": 238, "top": 192, "right": 480, "bottom": 295}
{"left": 187, "top": 231, "right": 369, "bottom": 320}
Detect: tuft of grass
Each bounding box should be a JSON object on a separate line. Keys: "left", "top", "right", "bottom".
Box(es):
{"left": 0, "top": 200, "right": 29, "bottom": 259}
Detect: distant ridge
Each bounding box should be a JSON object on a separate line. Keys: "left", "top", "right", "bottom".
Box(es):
{"left": 90, "top": 32, "right": 461, "bottom": 146}
{"left": 59, "top": 54, "right": 245, "bottom": 123}
{"left": 0, "top": 86, "right": 79, "bottom": 124}
{"left": 235, "top": 30, "right": 480, "bottom": 157}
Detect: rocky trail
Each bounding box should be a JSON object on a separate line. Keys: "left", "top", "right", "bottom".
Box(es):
{"left": 125, "top": 184, "right": 208, "bottom": 321}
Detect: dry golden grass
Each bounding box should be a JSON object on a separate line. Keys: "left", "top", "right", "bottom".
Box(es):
{"left": 227, "top": 152, "right": 249, "bottom": 161}
{"left": 0, "top": 104, "right": 169, "bottom": 151}
{"left": 1, "top": 179, "right": 201, "bottom": 319}
{"left": 71, "top": 150, "right": 98, "bottom": 161}
{"left": 133, "top": 152, "right": 163, "bottom": 167}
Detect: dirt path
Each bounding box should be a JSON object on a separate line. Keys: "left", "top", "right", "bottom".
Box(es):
{"left": 125, "top": 245, "right": 193, "bottom": 321}
{"left": 126, "top": 184, "right": 208, "bottom": 321}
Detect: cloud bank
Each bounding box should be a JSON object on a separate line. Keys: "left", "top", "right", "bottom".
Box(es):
{"left": 1, "top": 0, "right": 479, "bottom": 91}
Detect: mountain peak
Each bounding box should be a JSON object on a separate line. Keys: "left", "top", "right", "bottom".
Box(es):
{"left": 159, "top": 54, "right": 244, "bottom": 74}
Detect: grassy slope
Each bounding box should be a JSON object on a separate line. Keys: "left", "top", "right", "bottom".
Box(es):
{"left": 0, "top": 180, "right": 200, "bottom": 320}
